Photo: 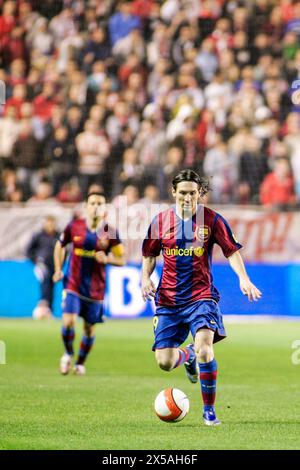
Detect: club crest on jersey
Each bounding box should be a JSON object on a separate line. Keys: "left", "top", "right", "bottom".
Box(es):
{"left": 195, "top": 225, "right": 211, "bottom": 243}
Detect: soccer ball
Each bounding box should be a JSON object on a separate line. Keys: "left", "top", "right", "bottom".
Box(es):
{"left": 32, "top": 304, "right": 52, "bottom": 320}
{"left": 154, "top": 388, "right": 189, "bottom": 422}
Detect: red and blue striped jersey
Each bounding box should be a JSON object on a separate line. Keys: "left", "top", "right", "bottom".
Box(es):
{"left": 60, "top": 218, "right": 121, "bottom": 301}
{"left": 142, "top": 205, "right": 242, "bottom": 307}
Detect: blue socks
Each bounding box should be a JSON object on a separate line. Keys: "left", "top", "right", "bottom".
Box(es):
{"left": 76, "top": 336, "right": 95, "bottom": 365}
{"left": 199, "top": 358, "right": 218, "bottom": 412}
{"left": 61, "top": 326, "right": 75, "bottom": 356}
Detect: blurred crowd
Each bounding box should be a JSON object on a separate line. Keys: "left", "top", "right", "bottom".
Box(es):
{"left": 1, "top": 0, "right": 300, "bottom": 210}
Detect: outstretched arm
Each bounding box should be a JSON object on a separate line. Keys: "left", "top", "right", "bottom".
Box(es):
{"left": 141, "top": 256, "right": 157, "bottom": 301}
{"left": 228, "top": 250, "right": 262, "bottom": 302}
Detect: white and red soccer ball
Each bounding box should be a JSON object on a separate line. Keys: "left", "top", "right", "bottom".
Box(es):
{"left": 154, "top": 388, "right": 189, "bottom": 422}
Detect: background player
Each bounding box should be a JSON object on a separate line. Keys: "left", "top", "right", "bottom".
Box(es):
{"left": 27, "top": 215, "right": 59, "bottom": 319}
{"left": 53, "top": 192, "right": 125, "bottom": 375}
{"left": 141, "top": 170, "right": 262, "bottom": 426}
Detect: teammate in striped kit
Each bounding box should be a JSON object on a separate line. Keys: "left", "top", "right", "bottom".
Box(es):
{"left": 53, "top": 192, "right": 125, "bottom": 375}
{"left": 142, "top": 170, "right": 262, "bottom": 425}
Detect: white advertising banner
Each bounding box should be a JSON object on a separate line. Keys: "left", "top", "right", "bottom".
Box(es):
{"left": 0, "top": 204, "right": 299, "bottom": 263}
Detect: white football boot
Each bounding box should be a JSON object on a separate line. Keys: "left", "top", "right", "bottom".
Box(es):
{"left": 73, "top": 364, "right": 86, "bottom": 376}
{"left": 60, "top": 353, "right": 72, "bottom": 375}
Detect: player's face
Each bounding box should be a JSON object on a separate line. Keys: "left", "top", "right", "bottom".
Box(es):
{"left": 86, "top": 195, "right": 106, "bottom": 221}
{"left": 44, "top": 217, "right": 56, "bottom": 234}
{"left": 172, "top": 181, "right": 200, "bottom": 216}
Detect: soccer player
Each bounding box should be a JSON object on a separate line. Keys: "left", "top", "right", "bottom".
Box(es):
{"left": 53, "top": 192, "right": 125, "bottom": 375}
{"left": 27, "top": 215, "right": 59, "bottom": 319}
{"left": 141, "top": 170, "right": 262, "bottom": 426}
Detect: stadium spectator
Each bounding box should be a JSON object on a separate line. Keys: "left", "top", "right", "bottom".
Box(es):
{"left": 171, "top": 23, "right": 199, "bottom": 67}
{"left": 10, "top": 119, "right": 43, "bottom": 197}
{"left": 7, "top": 58, "right": 27, "bottom": 87}
{"left": 0, "top": 0, "right": 17, "bottom": 67}
{"left": 80, "top": 27, "right": 111, "bottom": 73}
{"left": 64, "top": 105, "right": 83, "bottom": 141}
{"left": 147, "top": 57, "right": 171, "bottom": 100}
{"left": 112, "top": 147, "right": 144, "bottom": 196}
{"left": 124, "top": 71, "right": 147, "bottom": 111}
{"left": 30, "top": 17, "right": 54, "bottom": 57}
{"left": 6, "top": 184, "right": 24, "bottom": 203}
{"left": 108, "top": 1, "right": 141, "bottom": 48}
{"left": 0, "top": 106, "right": 20, "bottom": 167}
{"left": 19, "top": 1, "right": 42, "bottom": 43}
{"left": 86, "top": 61, "right": 108, "bottom": 95}
{"left": 6, "top": 25, "right": 28, "bottom": 64}
{"left": 112, "top": 183, "right": 140, "bottom": 208}
{"left": 0, "top": 168, "right": 24, "bottom": 202}
{"left": 158, "top": 146, "right": 184, "bottom": 201}
{"left": 33, "top": 82, "right": 57, "bottom": 124}
{"left": 112, "top": 28, "right": 146, "bottom": 62}
{"left": 140, "top": 184, "right": 160, "bottom": 204}
{"left": 4, "top": 83, "right": 27, "bottom": 119}
{"left": 238, "top": 135, "right": 270, "bottom": 204}
{"left": 146, "top": 21, "right": 172, "bottom": 67}
{"left": 56, "top": 178, "right": 82, "bottom": 204}
{"left": 106, "top": 99, "right": 139, "bottom": 144}
{"left": 48, "top": 7, "right": 77, "bottom": 47}
{"left": 259, "top": 157, "right": 296, "bottom": 210}
{"left": 26, "top": 179, "right": 56, "bottom": 205}
{"left": 284, "top": 112, "right": 300, "bottom": 199}
{"left": 196, "top": 109, "right": 218, "bottom": 151}
{"left": 195, "top": 37, "right": 219, "bottom": 83}
{"left": 75, "top": 119, "right": 110, "bottom": 195}
{"left": 118, "top": 52, "right": 146, "bottom": 86}
{"left": 0, "top": 0, "right": 299, "bottom": 209}
{"left": 172, "top": 121, "right": 202, "bottom": 171}
{"left": 203, "top": 135, "right": 238, "bottom": 204}
{"left": 46, "top": 125, "right": 77, "bottom": 195}
{"left": 104, "top": 124, "right": 135, "bottom": 197}
{"left": 134, "top": 118, "right": 167, "bottom": 167}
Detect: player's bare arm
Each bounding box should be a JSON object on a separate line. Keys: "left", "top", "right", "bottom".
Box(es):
{"left": 94, "top": 244, "right": 126, "bottom": 267}
{"left": 141, "top": 256, "right": 157, "bottom": 301}
{"left": 228, "top": 251, "right": 262, "bottom": 302}
{"left": 53, "top": 240, "right": 65, "bottom": 282}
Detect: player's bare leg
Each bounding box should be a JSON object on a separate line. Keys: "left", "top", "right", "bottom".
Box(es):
{"left": 155, "top": 348, "right": 178, "bottom": 371}
{"left": 74, "top": 321, "right": 96, "bottom": 375}
{"left": 195, "top": 328, "right": 221, "bottom": 426}
{"left": 155, "top": 345, "right": 198, "bottom": 383}
{"left": 60, "top": 313, "right": 76, "bottom": 375}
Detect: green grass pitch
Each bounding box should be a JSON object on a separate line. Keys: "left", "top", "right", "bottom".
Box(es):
{"left": 0, "top": 318, "right": 300, "bottom": 450}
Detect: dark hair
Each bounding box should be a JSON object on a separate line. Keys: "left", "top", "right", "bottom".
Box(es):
{"left": 86, "top": 191, "right": 106, "bottom": 201}
{"left": 172, "top": 170, "right": 211, "bottom": 196}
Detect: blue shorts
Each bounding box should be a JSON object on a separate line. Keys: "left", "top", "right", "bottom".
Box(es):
{"left": 152, "top": 300, "right": 226, "bottom": 351}
{"left": 62, "top": 291, "right": 104, "bottom": 325}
